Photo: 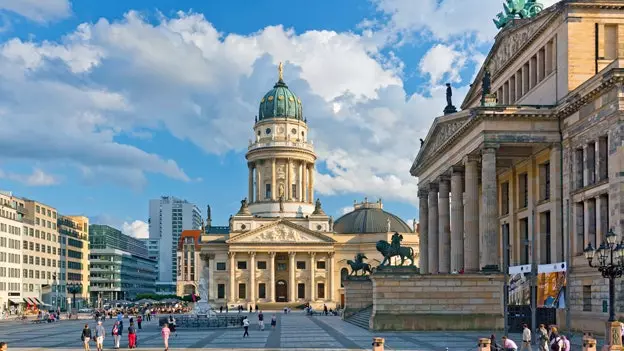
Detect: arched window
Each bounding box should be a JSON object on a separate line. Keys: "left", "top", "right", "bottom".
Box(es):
{"left": 340, "top": 268, "right": 348, "bottom": 287}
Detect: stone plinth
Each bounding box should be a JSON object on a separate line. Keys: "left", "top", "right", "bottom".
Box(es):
{"left": 370, "top": 272, "right": 504, "bottom": 331}
{"left": 342, "top": 276, "right": 373, "bottom": 319}
{"left": 602, "top": 321, "right": 623, "bottom": 351}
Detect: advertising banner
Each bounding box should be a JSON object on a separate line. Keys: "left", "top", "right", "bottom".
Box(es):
{"left": 508, "top": 262, "right": 567, "bottom": 308}
{"left": 508, "top": 265, "right": 531, "bottom": 306}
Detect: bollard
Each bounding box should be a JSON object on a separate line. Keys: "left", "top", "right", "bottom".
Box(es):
{"left": 478, "top": 338, "right": 491, "bottom": 351}
{"left": 372, "top": 337, "right": 385, "bottom": 351}
{"left": 582, "top": 336, "right": 597, "bottom": 351}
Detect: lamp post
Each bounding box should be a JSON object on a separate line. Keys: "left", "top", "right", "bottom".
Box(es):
{"left": 67, "top": 283, "right": 82, "bottom": 310}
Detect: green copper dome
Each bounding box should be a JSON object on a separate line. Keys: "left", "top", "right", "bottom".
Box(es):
{"left": 258, "top": 79, "right": 303, "bottom": 121}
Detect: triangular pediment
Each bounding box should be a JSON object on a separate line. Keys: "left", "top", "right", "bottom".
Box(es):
{"left": 411, "top": 111, "right": 472, "bottom": 175}
{"left": 227, "top": 219, "right": 335, "bottom": 244}
{"left": 462, "top": 4, "right": 562, "bottom": 109}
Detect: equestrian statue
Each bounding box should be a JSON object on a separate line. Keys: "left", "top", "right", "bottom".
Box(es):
{"left": 376, "top": 232, "right": 415, "bottom": 267}
{"left": 347, "top": 253, "right": 373, "bottom": 276}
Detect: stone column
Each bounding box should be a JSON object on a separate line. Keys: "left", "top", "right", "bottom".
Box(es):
{"left": 255, "top": 163, "right": 261, "bottom": 202}
{"left": 208, "top": 255, "right": 215, "bottom": 301}
{"left": 289, "top": 252, "right": 296, "bottom": 302}
{"left": 271, "top": 159, "right": 276, "bottom": 201}
{"left": 310, "top": 165, "right": 315, "bottom": 203}
{"left": 328, "top": 252, "right": 335, "bottom": 301}
{"left": 249, "top": 252, "right": 256, "bottom": 304}
{"left": 438, "top": 176, "right": 451, "bottom": 273}
{"left": 549, "top": 146, "right": 563, "bottom": 262}
{"left": 309, "top": 252, "right": 316, "bottom": 301}
{"left": 286, "top": 159, "right": 291, "bottom": 200}
{"left": 417, "top": 189, "right": 429, "bottom": 273}
{"left": 302, "top": 163, "right": 308, "bottom": 203}
{"left": 298, "top": 162, "right": 303, "bottom": 201}
{"left": 481, "top": 147, "right": 499, "bottom": 271}
{"left": 269, "top": 252, "right": 276, "bottom": 302}
{"left": 248, "top": 164, "right": 254, "bottom": 202}
{"left": 228, "top": 252, "right": 236, "bottom": 303}
{"left": 464, "top": 155, "right": 480, "bottom": 272}
{"left": 428, "top": 183, "right": 439, "bottom": 274}
{"left": 451, "top": 167, "right": 464, "bottom": 272}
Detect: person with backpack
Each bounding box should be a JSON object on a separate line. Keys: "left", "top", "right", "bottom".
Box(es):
{"left": 81, "top": 324, "right": 92, "bottom": 351}
{"left": 127, "top": 322, "right": 137, "bottom": 349}
{"left": 111, "top": 321, "right": 121, "bottom": 349}
{"left": 550, "top": 329, "right": 563, "bottom": 351}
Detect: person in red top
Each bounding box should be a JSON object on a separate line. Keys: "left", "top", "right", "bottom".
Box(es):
{"left": 127, "top": 322, "right": 137, "bottom": 349}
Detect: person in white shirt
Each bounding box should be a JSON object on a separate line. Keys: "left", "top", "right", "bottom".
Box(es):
{"left": 520, "top": 324, "right": 532, "bottom": 351}
{"left": 502, "top": 336, "right": 518, "bottom": 351}
{"left": 550, "top": 332, "right": 563, "bottom": 351}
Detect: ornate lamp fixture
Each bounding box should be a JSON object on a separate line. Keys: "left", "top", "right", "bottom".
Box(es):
{"left": 584, "top": 229, "right": 624, "bottom": 322}
{"left": 67, "top": 283, "right": 83, "bottom": 310}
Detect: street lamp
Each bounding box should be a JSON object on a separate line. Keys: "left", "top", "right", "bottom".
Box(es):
{"left": 584, "top": 229, "right": 624, "bottom": 322}
{"left": 67, "top": 283, "right": 82, "bottom": 310}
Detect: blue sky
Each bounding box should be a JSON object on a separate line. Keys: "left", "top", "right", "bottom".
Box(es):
{"left": 0, "top": 0, "right": 558, "bottom": 238}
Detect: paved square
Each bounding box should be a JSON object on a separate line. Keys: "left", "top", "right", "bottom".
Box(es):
{"left": 0, "top": 312, "right": 601, "bottom": 350}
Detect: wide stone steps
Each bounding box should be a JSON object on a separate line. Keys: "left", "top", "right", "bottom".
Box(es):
{"left": 345, "top": 306, "right": 372, "bottom": 330}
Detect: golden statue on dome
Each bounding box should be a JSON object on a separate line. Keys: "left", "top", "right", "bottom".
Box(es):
{"left": 278, "top": 61, "right": 284, "bottom": 81}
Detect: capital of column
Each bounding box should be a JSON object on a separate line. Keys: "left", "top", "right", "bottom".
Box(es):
{"left": 228, "top": 252, "right": 236, "bottom": 258}
{"left": 327, "top": 252, "right": 335, "bottom": 258}
{"left": 451, "top": 166, "right": 464, "bottom": 175}
{"left": 418, "top": 187, "right": 429, "bottom": 199}
{"left": 308, "top": 252, "right": 316, "bottom": 257}
{"left": 269, "top": 252, "right": 276, "bottom": 258}
{"left": 437, "top": 174, "right": 451, "bottom": 185}
{"left": 463, "top": 154, "right": 480, "bottom": 165}
{"left": 288, "top": 252, "right": 297, "bottom": 258}
{"left": 481, "top": 145, "right": 499, "bottom": 155}
{"left": 429, "top": 183, "right": 439, "bottom": 192}
{"left": 249, "top": 251, "right": 256, "bottom": 257}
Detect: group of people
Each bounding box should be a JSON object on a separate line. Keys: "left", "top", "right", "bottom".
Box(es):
{"left": 241, "top": 311, "right": 277, "bottom": 338}
{"left": 80, "top": 313, "right": 146, "bottom": 351}
{"left": 490, "top": 324, "right": 570, "bottom": 351}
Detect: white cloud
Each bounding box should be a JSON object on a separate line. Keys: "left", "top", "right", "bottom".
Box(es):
{"left": 0, "top": 0, "right": 71, "bottom": 23}
{"left": 122, "top": 220, "right": 149, "bottom": 239}
{"left": 419, "top": 44, "right": 467, "bottom": 84}
{"left": 0, "top": 168, "right": 60, "bottom": 186}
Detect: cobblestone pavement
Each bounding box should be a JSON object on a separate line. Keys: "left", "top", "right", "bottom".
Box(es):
{"left": 0, "top": 312, "right": 602, "bottom": 350}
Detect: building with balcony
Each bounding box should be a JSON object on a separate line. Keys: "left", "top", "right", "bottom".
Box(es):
{"left": 58, "top": 215, "right": 90, "bottom": 308}
{"left": 89, "top": 224, "right": 157, "bottom": 304}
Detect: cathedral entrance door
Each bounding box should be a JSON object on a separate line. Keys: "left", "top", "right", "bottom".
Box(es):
{"left": 276, "top": 280, "right": 287, "bottom": 302}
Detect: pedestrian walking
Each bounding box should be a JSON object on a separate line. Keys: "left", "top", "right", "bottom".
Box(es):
{"left": 127, "top": 322, "right": 137, "bottom": 349}
{"left": 538, "top": 324, "right": 549, "bottom": 351}
{"left": 242, "top": 316, "right": 250, "bottom": 338}
{"left": 520, "top": 324, "right": 532, "bottom": 351}
{"left": 255, "top": 305, "right": 259, "bottom": 313}
{"left": 249, "top": 305, "right": 252, "bottom": 313}
{"left": 502, "top": 336, "right": 518, "bottom": 351}
{"left": 0, "top": 341, "right": 7, "bottom": 350}
{"left": 323, "top": 304, "right": 328, "bottom": 316}
{"left": 137, "top": 315, "right": 142, "bottom": 330}
{"left": 561, "top": 335, "right": 570, "bottom": 351}
{"left": 95, "top": 321, "right": 105, "bottom": 351}
{"left": 549, "top": 329, "right": 563, "bottom": 351}
{"left": 161, "top": 323, "right": 171, "bottom": 351}
{"left": 81, "top": 324, "right": 92, "bottom": 351}
{"left": 271, "top": 314, "right": 277, "bottom": 329}
{"left": 258, "top": 311, "right": 264, "bottom": 331}
{"left": 111, "top": 321, "right": 121, "bottom": 349}
{"left": 168, "top": 315, "right": 177, "bottom": 337}
{"left": 220, "top": 306, "right": 223, "bottom": 313}
{"left": 225, "top": 305, "right": 228, "bottom": 313}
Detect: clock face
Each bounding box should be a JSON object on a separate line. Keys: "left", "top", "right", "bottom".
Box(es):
{"left": 265, "top": 128, "right": 271, "bottom": 134}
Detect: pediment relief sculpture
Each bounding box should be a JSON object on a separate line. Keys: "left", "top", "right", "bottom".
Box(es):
{"left": 421, "top": 120, "right": 467, "bottom": 160}
{"left": 236, "top": 224, "right": 328, "bottom": 243}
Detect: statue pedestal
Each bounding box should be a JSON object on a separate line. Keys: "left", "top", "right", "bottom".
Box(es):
{"left": 443, "top": 105, "right": 458, "bottom": 115}
{"left": 601, "top": 321, "right": 623, "bottom": 351}
{"left": 482, "top": 93, "right": 497, "bottom": 107}
{"left": 343, "top": 276, "right": 373, "bottom": 320}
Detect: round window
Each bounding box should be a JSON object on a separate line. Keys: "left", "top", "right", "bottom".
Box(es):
{"left": 291, "top": 128, "right": 297, "bottom": 134}
{"left": 316, "top": 225, "right": 322, "bottom": 230}
{"left": 241, "top": 224, "right": 246, "bottom": 230}
{"left": 265, "top": 128, "right": 271, "bottom": 134}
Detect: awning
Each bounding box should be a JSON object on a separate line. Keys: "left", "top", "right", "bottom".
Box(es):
{"left": 23, "top": 298, "right": 31, "bottom": 304}
{"left": 32, "top": 297, "right": 43, "bottom": 305}
{"left": 8, "top": 298, "right": 22, "bottom": 304}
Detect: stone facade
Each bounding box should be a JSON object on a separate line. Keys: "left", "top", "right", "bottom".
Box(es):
{"left": 342, "top": 277, "right": 373, "bottom": 319}
{"left": 412, "top": 1, "right": 624, "bottom": 334}
{"left": 370, "top": 273, "right": 504, "bottom": 331}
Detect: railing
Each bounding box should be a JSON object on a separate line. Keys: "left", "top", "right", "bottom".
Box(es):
{"left": 248, "top": 140, "right": 314, "bottom": 151}
{"left": 163, "top": 315, "right": 247, "bottom": 329}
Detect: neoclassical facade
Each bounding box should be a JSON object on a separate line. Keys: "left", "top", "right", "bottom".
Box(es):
{"left": 177, "top": 67, "right": 419, "bottom": 308}
{"left": 412, "top": 0, "right": 624, "bottom": 332}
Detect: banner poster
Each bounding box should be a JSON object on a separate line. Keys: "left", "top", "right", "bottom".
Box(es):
{"left": 508, "top": 265, "right": 531, "bottom": 306}
{"left": 537, "top": 262, "right": 567, "bottom": 309}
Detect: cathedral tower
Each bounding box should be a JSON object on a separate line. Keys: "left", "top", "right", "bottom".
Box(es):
{"left": 245, "top": 63, "right": 317, "bottom": 217}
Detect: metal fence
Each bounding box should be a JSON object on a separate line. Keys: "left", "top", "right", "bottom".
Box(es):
{"left": 160, "top": 315, "right": 246, "bottom": 329}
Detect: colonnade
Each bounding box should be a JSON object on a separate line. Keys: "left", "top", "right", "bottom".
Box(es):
{"left": 248, "top": 159, "right": 314, "bottom": 203}
{"left": 418, "top": 147, "right": 499, "bottom": 274}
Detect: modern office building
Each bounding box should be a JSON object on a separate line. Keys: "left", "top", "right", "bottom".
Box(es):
{"left": 148, "top": 196, "right": 201, "bottom": 294}
{"left": 0, "top": 192, "right": 25, "bottom": 313}
{"left": 58, "top": 215, "right": 90, "bottom": 308}
{"left": 89, "top": 224, "right": 157, "bottom": 304}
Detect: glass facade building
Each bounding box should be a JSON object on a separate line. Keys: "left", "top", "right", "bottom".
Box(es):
{"left": 89, "top": 224, "right": 157, "bottom": 305}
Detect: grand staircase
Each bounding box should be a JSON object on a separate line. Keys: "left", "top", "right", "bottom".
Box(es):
{"left": 345, "top": 306, "right": 372, "bottom": 330}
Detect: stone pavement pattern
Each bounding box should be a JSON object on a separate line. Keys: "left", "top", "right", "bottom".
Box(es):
{"left": 0, "top": 312, "right": 599, "bottom": 350}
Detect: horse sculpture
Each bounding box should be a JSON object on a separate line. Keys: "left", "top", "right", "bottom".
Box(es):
{"left": 376, "top": 232, "right": 415, "bottom": 267}
{"left": 347, "top": 253, "right": 373, "bottom": 276}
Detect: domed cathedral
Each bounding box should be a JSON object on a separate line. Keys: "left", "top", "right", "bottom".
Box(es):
{"left": 181, "top": 63, "right": 419, "bottom": 309}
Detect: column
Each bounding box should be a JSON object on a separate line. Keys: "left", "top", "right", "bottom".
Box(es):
{"left": 208, "top": 255, "right": 215, "bottom": 301}
{"left": 269, "top": 252, "right": 276, "bottom": 302}
{"left": 417, "top": 189, "right": 429, "bottom": 273}
{"left": 255, "top": 163, "right": 261, "bottom": 202}
{"left": 481, "top": 147, "right": 499, "bottom": 271}
{"left": 464, "top": 155, "right": 480, "bottom": 272}
{"left": 288, "top": 252, "right": 296, "bottom": 302}
{"left": 328, "top": 252, "right": 335, "bottom": 301}
{"left": 438, "top": 175, "right": 451, "bottom": 273}
{"left": 302, "top": 163, "right": 308, "bottom": 203}
{"left": 271, "top": 159, "right": 276, "bottom": 201}
{"left": 549, "top": 146, "right": 563, "bottom": 262}
{"left": 298, "top": 162, "right": 303, "bottom": 201}
{"left": 428, "top": 183, "right": 439, "bottom": 274}
{"left": 583, "top": 145, "right": 589, "bottom": 187}
{"left": 310, "top": 165, "right": 315, "bottom": 203}
{"left": 309, "top": 252, "right": 316, "bottom": 301}
{"left": 228, "top": 252, "right": 236, "bottom": 303}
{"left": 286, "top": 159, "right": 291, "bottom": 200}
{"left": 451, "top": 167, "right": 464, "bottom": 272}
{"left": 248, "top": 164, "right": 254, "bottom": 202}
{"left": 249, "top": 252, "right": 256, "bottom": 304}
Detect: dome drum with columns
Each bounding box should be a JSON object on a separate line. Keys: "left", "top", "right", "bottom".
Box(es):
{"left": 177, "top": 63, "right": 419, "bottom": 309}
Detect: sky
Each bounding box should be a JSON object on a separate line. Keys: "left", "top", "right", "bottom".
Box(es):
{"left": 0, "top": 0, "right": 559, "bottom": 239}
